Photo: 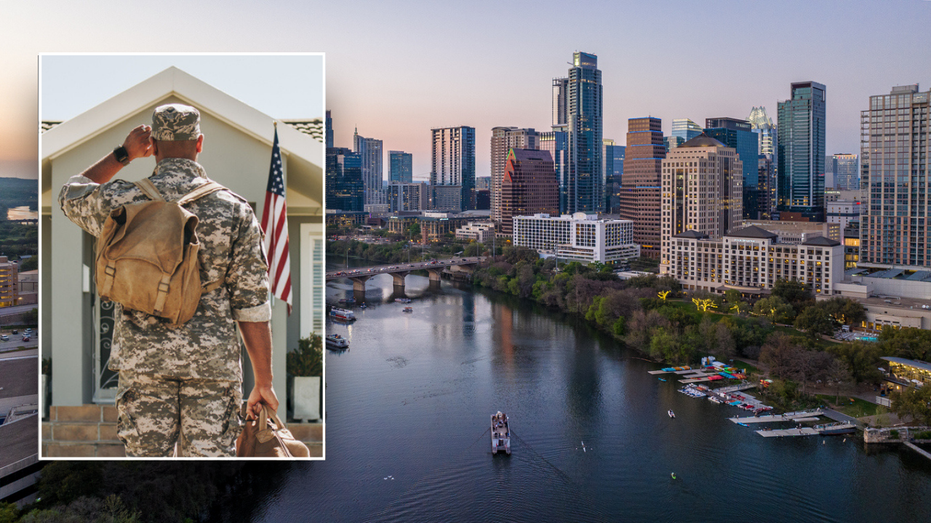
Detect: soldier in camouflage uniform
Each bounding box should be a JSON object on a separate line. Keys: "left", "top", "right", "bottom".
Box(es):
{"left": 59, "top": 104, "right": 279, "bottom": 457}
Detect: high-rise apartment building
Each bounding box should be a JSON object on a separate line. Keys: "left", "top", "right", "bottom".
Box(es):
{"left": 389, "top": 150, "right": 413, "bottom": 183}
{"left": 564, "top": 51, "right": 603, "bottom": 214}
{"left": 500, "top": 148, "right": 559, "bottom": 236}
{"left": 325, "top": 147, "right": 364, "bottom": 212}
{"left": 833, "top": 153, "right": 859, "bottom": 191}
{"left": 660, "top": 134, "right": 743, "bottom": 272}
{"left": 619, "top": 117, "right": 665, "bottom": 258}
{"left": 539, "top": 131, "right": 569, "bottom": 213}
{"left": 552, "top": 78, "right": 569, "bottom": 132}
{"left": 491, "top": 127, "right": 539, "bottom": 223}
{"left": 431, "top": 126, "right": 476, "bottom": 211}
{"left": 705, "top": 117, "right": 759, "bottom": 219}
{"left": 860, "top": 84, "right": 931, "bottom": 267}
{"left": 777, "top": 81, "right": 826, "bottom": 221}
{"left": 604, "top": 140, "right": 625, "bottom": 213}
{"left": 387, "top": 182, "right": 428, "bottom": 212}
{"left": 353, "top": 128, "right": 384, "bottom": 206}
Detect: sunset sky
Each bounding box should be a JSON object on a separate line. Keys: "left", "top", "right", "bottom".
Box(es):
{"left": 3, "top": 0, "right": 930, "bottom": 181}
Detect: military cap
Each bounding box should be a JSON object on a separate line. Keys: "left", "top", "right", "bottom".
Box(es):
{"left": 152, "top": 104, "right": 202, "bottom": 141}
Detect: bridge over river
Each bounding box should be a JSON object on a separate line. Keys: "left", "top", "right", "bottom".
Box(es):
{"left": 326, "top": 257, "right": 484, "bottom": 292}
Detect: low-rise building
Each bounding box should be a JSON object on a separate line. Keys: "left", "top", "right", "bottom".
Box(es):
{"left": 0, "top": 256, "right": 19, "bottom": 307}
{"left": 669, "top": 225, "right": 843, "bottom": 296}
{"left": 456, "top": 222, "right": 495, "bottom": 243}
{"left": 513, "top": 213, "right": 639, "bottom": 265}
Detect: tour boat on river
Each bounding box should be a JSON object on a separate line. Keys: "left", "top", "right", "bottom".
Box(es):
{"left": 491, "top": 411, "right": 511, "bottom": 455}
{"left": 329, "top": 307, "right": 356, "bottom": 321}
{"left": 326, "top": 334, "right": 350, "bottom": 350}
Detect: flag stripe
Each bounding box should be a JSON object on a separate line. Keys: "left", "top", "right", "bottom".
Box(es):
{"left": 260, "top": 128, "right": 292, "bottom": 310}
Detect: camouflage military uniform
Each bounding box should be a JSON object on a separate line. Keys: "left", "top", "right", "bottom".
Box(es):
{"left": 59, "top": 109, "right": 271, "bottom": 457}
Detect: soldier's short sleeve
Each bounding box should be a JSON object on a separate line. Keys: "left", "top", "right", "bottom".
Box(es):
{"left": 58, "top": 175, "right": 112, "bottom": 237}
{"left": 226, "top": 203, "right": 272, "bottom": 322}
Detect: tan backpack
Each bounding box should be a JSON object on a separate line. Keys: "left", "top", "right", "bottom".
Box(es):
{"left": 95, "top": 178, "right": 226, "bottom": 325}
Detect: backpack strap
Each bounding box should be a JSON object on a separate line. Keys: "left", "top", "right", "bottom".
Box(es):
{"left": 176, "top": 181, "right": 226, "bottom": 206}
{"left": 153, "top": 274, "right": 172, "bottom": 316}
{"left": 134, "top": 179, "right": 165, "bottom": 201}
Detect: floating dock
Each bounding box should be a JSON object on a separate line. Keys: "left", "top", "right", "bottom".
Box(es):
{"left": 756, "top": 422, "right": 856, "bottom": 437}
{"left": 729, "top": 410, "right": 824, "bottom": 424}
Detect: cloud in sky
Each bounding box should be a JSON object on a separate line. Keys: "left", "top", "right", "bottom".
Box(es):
{"left": 3, "top": 0, "right": 930, "bottom": 180}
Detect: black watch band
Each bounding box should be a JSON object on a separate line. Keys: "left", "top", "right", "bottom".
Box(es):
{"left": 113, "top": 145, "right": 130, "bottom": 166}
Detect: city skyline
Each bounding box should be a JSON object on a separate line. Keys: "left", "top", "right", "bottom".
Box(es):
{"left": 2, "top": 2, "right": 929, "bottom": 181}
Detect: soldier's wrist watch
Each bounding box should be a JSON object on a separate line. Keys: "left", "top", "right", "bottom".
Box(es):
{"left": 113, "top": 145, "right": 131, "bottom": 166}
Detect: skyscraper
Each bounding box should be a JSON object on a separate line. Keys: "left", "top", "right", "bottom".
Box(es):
{"left": 749, "top": 106, "right": 778, "bottom": 219}
{"left": 491, "top": 127, "right": 538, "bottom": 224}
{"left": 500, "top": 148, "right": 559, "bottom": 236}
{"left": 860, "top": 84, "right": 931, "bottom": 268}
{"left": 539, "top": 130, "right": 568, "bottom": 213}
{"left": 619, "top": 117, "right": 665, "bottom": 258}
{"left": 671, "top": 119, "right": 703, "bottom": 141}
{"left": 777, "top": 81, "right": 826, "bottom": 221}
{"left": 389, "top": 150, "right": 413, "bottom": 183}
{"left": 353, "top": 128, "right": 384, "bottom": 206}
{"left": 565, "top": 51, "right": 603, "bottom": 214}
{"left": 660, "top": 134, "right": 743, "bottom": 273}
{"left": 833, "top": 153, "right": 859, "bottom": 191}
{"left": 431, "top": 126, "right": 476, "bottom": 211}
{"left": 705, "top": 117, "right": 759, "bottom": 219}
{"left": 604, "top": 140, "right": 625, "bottom": 213}
{"left": 748, "top": 106, "right": 777, "bottom": 156}
{"left": 325, "top": 110, "right": 333, "bottom": 148}
{"left": 552, "top": 78, "right": 569, "bottom": 132}
{"left": 325, "top": 147, "right": 364, "bottom": 212}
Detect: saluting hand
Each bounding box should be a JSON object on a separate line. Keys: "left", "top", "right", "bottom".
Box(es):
{"left": 122, "top": 124, "right": 154, "bottom": 161}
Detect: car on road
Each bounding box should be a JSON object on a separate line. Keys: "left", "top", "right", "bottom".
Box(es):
{"left": 11, "top": 329, "right": 18, "bottom": 334}
{"left": 22, "top": 335, "right": 30, "bottom": 342}
{"left": 1, "top": 334, "right": 8, "bottom": 341}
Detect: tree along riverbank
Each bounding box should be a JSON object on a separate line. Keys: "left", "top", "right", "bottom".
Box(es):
{"left": 470, "top": 247, "right": 931, "bottom": 421}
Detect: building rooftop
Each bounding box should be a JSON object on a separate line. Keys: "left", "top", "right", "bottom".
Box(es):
{"left": 674, "top": 230, "right": 710, "bottom": 239}
{"left": 679, "top": 133, "right": 726, "bottom": 148}
{"left": 881, "top": 357, "right": 931, "bottom": 373}
{"left": 801, "top": 236, "right": 840, "bottom": 247}
{"left": 726, "top": 225, "right": 778, "bottom": 239}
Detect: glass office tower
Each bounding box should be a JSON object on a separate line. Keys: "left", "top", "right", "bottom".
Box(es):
{"left": 777, "top": 81, "right": 826, "bottom": 221}
{"left": 565, "top": 51, "right": 603, "bottom": 214}
{"left": 705, "top": 117, "right": 759, "bottom": 219}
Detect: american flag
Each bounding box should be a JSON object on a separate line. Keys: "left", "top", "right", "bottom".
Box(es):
{"left": 261, "top": 127, "right": 292, "bottom": 310}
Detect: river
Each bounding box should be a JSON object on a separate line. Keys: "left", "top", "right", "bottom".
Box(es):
{"left": 249, "top": 260, "right": 930, "bottom": 522}
{"left": 6, "top": 206, "right": 37, "bottom": 221}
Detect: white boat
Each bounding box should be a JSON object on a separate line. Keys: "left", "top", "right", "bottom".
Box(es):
{"left": 491, "top": 411, "right": 511, "bottom": 455}
{"left": 668, "top": 410, "right": 675, "bottom": 418}
{"left": 329, "top": 307, "right": 356, "bottom": 321}
{"left": 325, "top": 334, "right": 350, "bottom": 350}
